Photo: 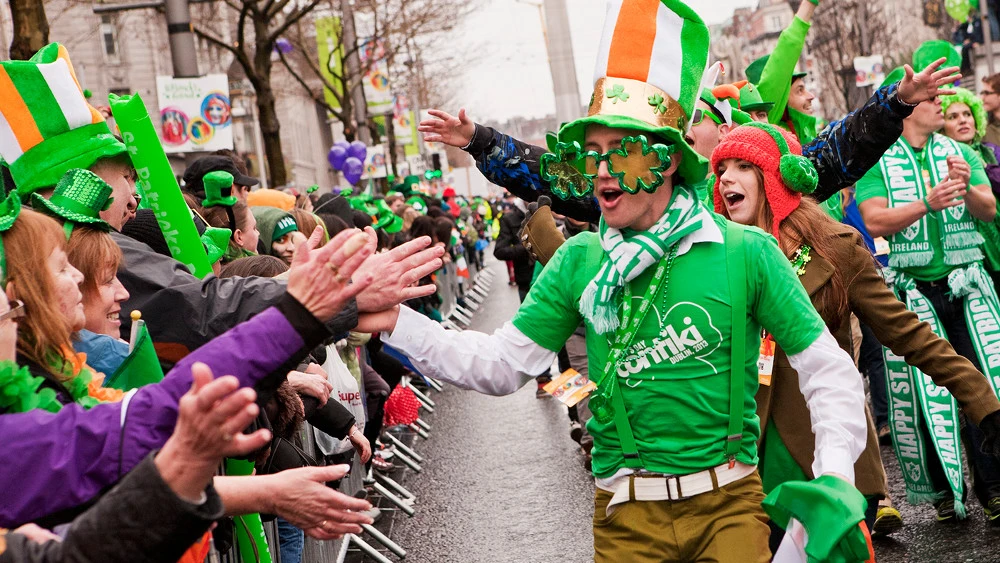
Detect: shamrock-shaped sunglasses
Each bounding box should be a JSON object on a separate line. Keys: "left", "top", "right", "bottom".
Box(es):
{"left": 540, "top": 135, "right": 676, "bottom": 200}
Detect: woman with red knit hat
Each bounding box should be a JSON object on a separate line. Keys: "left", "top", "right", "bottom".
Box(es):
{"left": 712, "top": 122, "right": 1000, "bottom": 548}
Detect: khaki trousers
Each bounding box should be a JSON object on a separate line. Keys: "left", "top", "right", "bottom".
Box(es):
{"left": 593, "top": 472, "right": 770, "bottom": 563}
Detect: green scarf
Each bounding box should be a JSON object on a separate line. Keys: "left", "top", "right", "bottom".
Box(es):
{"left": 579, "top": 185, "right": 703, "bottom": 335}
{"left": 879, "top": 135, "right": 983, "bottom": 269}
{"left": 882, "top": 269, "right": 967, "bottom": 517}
{"left": 971, "top": 142, "right": 1000, "bottom": 272}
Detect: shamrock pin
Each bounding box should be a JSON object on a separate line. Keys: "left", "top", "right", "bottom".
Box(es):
{"left": 540, "top": 141, "right": 596, "bottom": 199}
{"left": 606, "top": 84, "right": 630, "bottom": 104}
{"left": 648, "top": 94, "right": 669, "bottom": 115}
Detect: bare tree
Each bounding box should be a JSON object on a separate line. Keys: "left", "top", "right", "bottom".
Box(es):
{"left": 9, "top": 0, "right": 49, "bottom": 60}
{"left": 191, "top": 0, "right": 328, "bottom": 186}
{"left": 275, "top": 0, "right": 475, "bottom": 142}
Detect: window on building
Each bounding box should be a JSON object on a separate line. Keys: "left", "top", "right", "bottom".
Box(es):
{"left": 770, "top": 15, "right": 783, "bottom": 32}
{"left": 100, "top": 15, "right": 119, "bottom": 61}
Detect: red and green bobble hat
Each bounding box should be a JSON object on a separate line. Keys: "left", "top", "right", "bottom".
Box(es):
{"left": 711, "top": 122, "right": 818, "bottom": 238}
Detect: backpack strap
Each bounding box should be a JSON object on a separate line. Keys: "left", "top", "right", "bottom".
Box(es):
{"left": 724, "top": 221, "right": 747, "bottom": 465}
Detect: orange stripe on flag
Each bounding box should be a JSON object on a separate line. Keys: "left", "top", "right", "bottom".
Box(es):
{"left": 89, "top": 105, "right": 104, "bottom": 125}
{"left": 0, "top": 67, "right": 44, "bottom": 151}
{"left": 606, "top": 0, "right": 661, "bottom": 82}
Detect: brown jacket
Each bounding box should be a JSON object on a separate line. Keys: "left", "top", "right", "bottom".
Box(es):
{"left": 756, "top": 222, "right": 1000, "bottom": 498}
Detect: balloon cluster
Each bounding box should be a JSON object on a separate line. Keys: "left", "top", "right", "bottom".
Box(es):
{"left": 328, "top": 140, "right": 368, "bottom": 185}
{"left": 945, "top": 0, "right": 979, "bottom": 21}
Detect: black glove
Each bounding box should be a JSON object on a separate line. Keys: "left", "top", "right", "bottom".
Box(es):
{"left": 980, "top": 409, "right": 1000, "bottom": 457}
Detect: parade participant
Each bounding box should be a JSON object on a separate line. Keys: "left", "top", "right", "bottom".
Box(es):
{"left": 745, "top": 0, "right": 822, "bottom": 143}
{"left": 981, "top": 73, "right": 1000, "bottom": 145}
{"left": 418, "top": 60, "right": 958, "bottom": 224}
{"left": 714, "top": 81, "right": 774, "bottom": 123}
{"left": 0, "top": 225, "right": 376, "bottom": 529}
{"left": 191, "top": 171, "right": 259, "bottom": 263}
{"left": 858, "top": 48, "right": 1000, "bottom": 523}
{"left": 940, "top": 87, "right": 1000, "bottom": 290}
{"left": 711, "top": 122, "right": 1000, "bottom": 546}
{"left": 370, "top": 2, "right": 869, "bottom": 560}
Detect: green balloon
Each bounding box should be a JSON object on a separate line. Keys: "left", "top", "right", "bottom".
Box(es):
{"left": 946, "top": 0, "right": 978, "bottom": 21}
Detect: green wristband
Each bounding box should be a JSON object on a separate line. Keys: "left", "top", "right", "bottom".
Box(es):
{"left": 807, "top": 0, "right": 819, "bottom": 5}
{"left": 922, "top": 197, "right": 933, "bottom": 213}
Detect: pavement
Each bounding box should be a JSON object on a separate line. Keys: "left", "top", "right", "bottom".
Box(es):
{"left": 376, "top": 256, "right": 1000, "bottom": 562}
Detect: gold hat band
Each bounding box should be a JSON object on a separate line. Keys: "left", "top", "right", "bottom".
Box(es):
{"left": 588, "top": 77, "right": 688, "bottom": 132}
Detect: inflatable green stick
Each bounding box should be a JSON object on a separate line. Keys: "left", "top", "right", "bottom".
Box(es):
{"left": 108, "top": 93, "right": 212, "bottom": 278}
{"left": 225, "top": 459, "right": 274, "bottom": 563}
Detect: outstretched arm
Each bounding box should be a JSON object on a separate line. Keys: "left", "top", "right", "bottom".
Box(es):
{"left": 418, "top": 109, "right": 601, "bottom": 223}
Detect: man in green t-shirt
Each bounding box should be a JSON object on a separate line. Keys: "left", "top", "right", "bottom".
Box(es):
{"left": 857, "top": 46, "right": 1000, "bottom": 523}
{"left": 364, "top": 3, "right": 871, "bottom": 562}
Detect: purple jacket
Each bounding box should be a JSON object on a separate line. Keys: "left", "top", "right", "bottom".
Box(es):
{"left": 0, "top": 295, "right": 328, "bottom": 527}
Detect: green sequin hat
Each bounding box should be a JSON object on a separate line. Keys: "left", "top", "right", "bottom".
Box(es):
{"left": 31, "top": 168, "right": 113, "bottom": 231}
{"left": 201, "top": 170, "right": 238, "bottom": 208}
{"left": 548, "top": 0, "right": 711, "bottom": 185}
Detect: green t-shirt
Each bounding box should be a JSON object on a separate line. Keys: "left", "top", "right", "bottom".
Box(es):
{"left": 512, "top": 213, "right": 825, "bottom": 478}
{"left": 856, "top": 141, "right": 990, "bottom": 281}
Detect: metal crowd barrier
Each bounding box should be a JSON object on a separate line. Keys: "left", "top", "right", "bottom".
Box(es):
{"left": 208, "top": 252, "right": 495, "bottom": 563}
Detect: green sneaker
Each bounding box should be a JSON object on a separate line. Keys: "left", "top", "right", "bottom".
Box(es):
{"left": 872, "top": 506, "right": 903, "bottom": 536}
{"left": 985, "top": 497, "right": 1000, "bottom": 525}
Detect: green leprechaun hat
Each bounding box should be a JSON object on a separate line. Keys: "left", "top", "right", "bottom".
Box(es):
{"left": 201, "top": 170, "right": 238, "bottom": 208}
{"left": 32, "top": 168, "right": 113, "bottom": 232}
{"left": 746, "top": 55, "right": 807, "bottom": 85}
{"left": 374, "top": 200, "right": 403, "bottom": 233}
{"left": 913, "top": 40, "right": 962, "bottom": 74}
{"left": 406, "top": 195, "right": 427, "bottom": 214}
{"left": 0, "top": 44, "right": 128, "bottom": 200}
{"left": 548, "top": 0, "right": 710, "bottom": 185}
{"left": 880, "top": 66, "right": 906, "bottom": 89}
{"left": 201, "top": 226, "right": 233, "bottom": 264}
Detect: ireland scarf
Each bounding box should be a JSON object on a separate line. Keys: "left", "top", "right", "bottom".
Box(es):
{"left": 580, "top": 185, "right": 702, "bottom": 334}
{"left": 878, "top": 134, "right": 983, "bottom": 269}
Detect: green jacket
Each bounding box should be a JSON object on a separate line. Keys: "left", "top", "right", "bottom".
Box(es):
{"left": 757, "top": 16, "right": 825, "bottom": 144}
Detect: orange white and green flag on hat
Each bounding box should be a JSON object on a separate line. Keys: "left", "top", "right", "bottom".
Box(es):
{"left": 550, "top": 0, "right": 710, "bottom": 184}
{"left": 0, "top": 43, "right": 127, "bottom": 199}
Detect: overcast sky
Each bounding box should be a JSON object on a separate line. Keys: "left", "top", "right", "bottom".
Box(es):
{"left": 450, "top": 0, "right": 757, "bottom": 122}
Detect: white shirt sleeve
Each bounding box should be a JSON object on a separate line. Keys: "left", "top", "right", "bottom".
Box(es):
{"left": 382, "top": 305, "right": 558, "bottom": 396}
{"left": 786, "top": 327, "right": 868, "bottom": 484}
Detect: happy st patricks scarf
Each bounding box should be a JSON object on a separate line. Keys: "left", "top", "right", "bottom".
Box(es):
{"left": 877, "top": 134, "right": 983, "bottom": 269}
{"left": 580, "top": 184, "right": 702, "bottom": 335}
{"left": 883, "top": 264, "right": 1000, "bottom": 517}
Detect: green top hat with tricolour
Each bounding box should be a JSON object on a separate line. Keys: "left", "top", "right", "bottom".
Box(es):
{"left": 32, "top": 168, "right": 113, "bottom": 232}
{"left": 0, "top": 43, "right": 128, "bottom": 199}
{"left": 548, "top": 0, "right": 710, "bottom": 184}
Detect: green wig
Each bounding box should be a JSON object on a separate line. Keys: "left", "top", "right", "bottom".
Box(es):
{"left": 940, "top": 87, "right": 988, "bottom": 141}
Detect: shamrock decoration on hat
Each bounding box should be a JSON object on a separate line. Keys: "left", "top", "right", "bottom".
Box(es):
{"left": 406, "top": 195, "right": 427, "bottom": 214}
{"left": 200, "top": 170, "right": 237, "bottom": 208}
{"left": 0, "top": 43, "right": 128, "bottom": 200}
{"left": 543, "top": 0, "right": 711, "bottom": 198}
{"left": 32, "top": 168, "right": 114, "bottom": 232}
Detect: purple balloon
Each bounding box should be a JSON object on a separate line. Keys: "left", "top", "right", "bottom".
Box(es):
{"left": 275, "top": 38, "right": 293, "bottom": 54}
{"left": 327, "top": 146, "right": 348, "bottom": 171}
{"left": 343, "top": 156, "right": 364, "bottom": 184}
{"left": 334, "top": 140, "right": 350, "bottom": 151}
{"left": 347, "top": 140, "right": 367, "bottom": 162}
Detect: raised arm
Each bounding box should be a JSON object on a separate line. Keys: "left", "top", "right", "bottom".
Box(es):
{"left": 757, "top": 2, "right": 815, "bottom": 124}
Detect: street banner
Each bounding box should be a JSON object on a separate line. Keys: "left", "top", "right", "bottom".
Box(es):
{"left": 155, "top": 74, "right": 233, "bottom": 153}
{"left": 315, "top": 16, "right": 344, "bottom": 111}
{"left": 854, "top": 55, "right": 886, "bottom": 87}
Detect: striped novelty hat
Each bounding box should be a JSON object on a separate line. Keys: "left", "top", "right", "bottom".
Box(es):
{"left": 0, "top": 43, "right": 127, "bottom": 199}
{"left": 550, "top": 0, "right": 710, "bottom": 184}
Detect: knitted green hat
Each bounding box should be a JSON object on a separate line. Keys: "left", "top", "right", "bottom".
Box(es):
{"left": 913, "top": 40, "right": 962, "bottom": 73}
{"left": 31, "top": 168, "right": 113, "bottom": 232}
{"left": 0, "top": 43, "right": 128, "bottom": 199}
{"left": 548, "top": 0, "right": 711, "bottom": 185}
{"left": 251, "top": 206, "right": 298, "bottom": 252}
{"left": 201, "top": 170, "right": 237, "bottom": 207}
{"left": 746, "top": 55, "right": 807, "bottom": 86}
{"left": 940, "top": 87, "right": 988, "bottom": 141}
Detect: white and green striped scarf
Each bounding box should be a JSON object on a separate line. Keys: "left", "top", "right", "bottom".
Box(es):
{"left": 878, "top": 134, "right": 983, "bottom": 269}
{"left": 580, "top": 185, "right": 702, "bottom": 334}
